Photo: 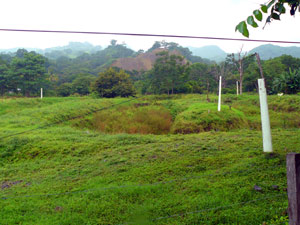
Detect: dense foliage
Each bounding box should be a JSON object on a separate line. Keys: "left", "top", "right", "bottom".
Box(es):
{"left": 0, "top": 49, "right": 48, "bottom": 96}
{"left": 272, "top": 68, "right": 300, "bottom": 94}
{"left": 93, "top": 68, "right": 136, "bottom": 98}
{"left": 1, "top": 41, "right": 300, "bottom": 97}
{"left": 144, "top": 51, "right": 190, "bottom": 95}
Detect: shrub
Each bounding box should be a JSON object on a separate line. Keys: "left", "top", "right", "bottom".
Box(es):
{"left": 222, "top": 88, "right": 236, "bottom": 94}
{"left": 92, "top": 68, "right": 136, "bottom": 98}
{"left": 272, "top": 68, "right": 300, "bottom": 94}
{"left": 56, "top": 83, "right": 73, "bottom": 97}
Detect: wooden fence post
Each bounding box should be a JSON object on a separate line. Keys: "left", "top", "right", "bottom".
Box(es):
{"left": 287, "top": 153, "right": 300, "bottom": 225}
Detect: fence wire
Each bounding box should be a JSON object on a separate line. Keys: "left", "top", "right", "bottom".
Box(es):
{"left": 0, "top": 97, "right": 138, "bottom": 141}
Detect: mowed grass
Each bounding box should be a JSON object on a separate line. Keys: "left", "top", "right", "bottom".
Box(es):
{"left": 0, "top": 94, "right": 299, "bottom": 224}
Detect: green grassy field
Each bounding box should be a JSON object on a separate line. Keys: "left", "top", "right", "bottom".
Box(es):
{"left": 0, "top": 94, "right": 299, "bottom": 224}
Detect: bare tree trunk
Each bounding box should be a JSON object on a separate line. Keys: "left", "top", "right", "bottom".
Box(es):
{"left": 254, "top": 82, "right": 258, "bottom": 94}
{"left": 239, "top": 60, "right": 243, "bottom": 95}
{"left": 255, "top": 53, "right": 264, "bottom": 79}
{"left": 220, "top": 63, "right": 226, "bottom": 88}
{"left": 206, "top": 79, "right": 210, "bottom": 102}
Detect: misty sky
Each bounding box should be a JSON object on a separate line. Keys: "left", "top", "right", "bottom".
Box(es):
{"left": 0, "top": 0, "right": 299, "bottom": 53}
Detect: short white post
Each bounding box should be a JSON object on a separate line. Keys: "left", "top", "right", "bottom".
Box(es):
{"left": 41, "top": 88, "right": 43, "bottom": 99}
{"left": 236, "top": 81, "right": 239, "bottom": 95}
{"left": 258, "top": 79, "right": 273, "bottom": 153}
{"left": 218, "top": 76, "right": 222, "bottom": 112}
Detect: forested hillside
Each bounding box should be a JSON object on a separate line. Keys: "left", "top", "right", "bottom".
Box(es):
{"left": 249, "top": 44, "right": 300, "bottom": 60}
{"left": 0, "top": 41, "right": 300, "bottom": 98}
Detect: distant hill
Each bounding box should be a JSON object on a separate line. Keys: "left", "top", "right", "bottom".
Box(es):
{"left": 249, "top": 44, "right": 300, "bottom": 60}
{"left": 0, "top": 47, "right": 40, "bottom": 54}
{"left": 111, "top": 48, "right": 188, "bottom": 72}
{"left": 0, "top": 42, "right": 102, "bottom": 60}
{"left": 188, "top": 45, "right": 227, "bottom": 62}
{"left": 43, "top": 42, "right": 102, "bottom": 59}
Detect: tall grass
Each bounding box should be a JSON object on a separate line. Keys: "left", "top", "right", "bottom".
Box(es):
{"left": 93, "top": 105, "right": 173, "bottom": 134}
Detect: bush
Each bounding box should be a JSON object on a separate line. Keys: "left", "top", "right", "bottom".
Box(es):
{"left": 272, "top": 68, "right": 300, "bottom": 94}
{"left": 57, "top": 83, "right": 73, "bottom": 97}
{"left": 92, "top": 68, "right": 136, "bottom": 98}
{"left": 222, "top": 88, "right": 236, "bottom": 94}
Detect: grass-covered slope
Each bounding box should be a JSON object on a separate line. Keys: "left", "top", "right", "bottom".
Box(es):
{"left": 0, "top": 94, "right": 299, "bottom": 224}
{"left": 171, "top": 103, "right": 247, "bottom": 133}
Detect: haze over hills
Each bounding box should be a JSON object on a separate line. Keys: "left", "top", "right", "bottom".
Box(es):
{"left": 0, "top": 42, "right": 102, "bottom": 60}
{"left": 249, "top": 44, "right": 300, "bottom": 60}
{"left": 189, "top": 44, "right": 300, "bottom": 61}
{"left": 1, "top": 42, "right": 300, "bottom": 64}
{"left": 188, "top": 45, "right": 227, "bottom": 62}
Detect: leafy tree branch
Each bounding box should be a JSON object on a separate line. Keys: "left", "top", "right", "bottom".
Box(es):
{"left": 236, "top": 0, "right": 300, "bottom": 37}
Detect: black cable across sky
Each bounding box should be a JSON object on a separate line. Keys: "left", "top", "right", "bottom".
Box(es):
{"left": 0, "top": 28, "right": 300, "bottom": 45}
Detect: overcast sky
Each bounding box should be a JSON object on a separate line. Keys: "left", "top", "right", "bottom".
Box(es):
{"left": 0, "top": 0, "right": 299, "bottom": 53}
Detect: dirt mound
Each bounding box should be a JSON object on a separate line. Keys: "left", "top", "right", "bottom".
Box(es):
{"left": 112, "top": 48, "right": 187, "bottom": 72}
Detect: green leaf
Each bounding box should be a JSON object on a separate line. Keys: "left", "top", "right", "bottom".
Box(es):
{"left": 276, "top": 3, "right": 286, "bottom": 14}
{"left": 235, "top": 21, "right": 249, "bottom": 38}
{"left": 267, "top": 0, "right": 275, "bottom": 9}
{"left": 261, "top": 5, "right": 268, "bottom": 13}
{"left": 271, "top": 12, "right": 280, "bottom": 20}
{"left": 253, "top": 10, "right": 263, "bottom": 21}
{"left": 247, "top": 16, "right": 258, "bottom": 28}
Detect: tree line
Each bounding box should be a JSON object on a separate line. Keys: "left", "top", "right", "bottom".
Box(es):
{"left": 0, "top": 41, "right": 300, "bottom": 98}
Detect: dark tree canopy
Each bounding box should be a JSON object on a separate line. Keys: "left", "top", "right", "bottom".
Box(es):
{"left": 10, "top": 51, "right": 47, "bottom": 96}
{"left": 93, "top": 68, "right": 136, "bottom": 98}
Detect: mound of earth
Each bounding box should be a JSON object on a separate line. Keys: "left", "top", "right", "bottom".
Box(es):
{"left": 111, "top": 48, "right": 187, "bottom": 72}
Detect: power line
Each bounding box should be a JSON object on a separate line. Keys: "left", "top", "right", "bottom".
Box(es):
{"left": 0, "top": 28, "right": 300, "bottom": 44}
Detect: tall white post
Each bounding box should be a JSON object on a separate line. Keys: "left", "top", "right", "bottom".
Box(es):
{"left": 41, "top": 88, "right": 43, "bottom": 99}
{"left": 218, "top": 76, "right": 222, "bottom": 112}
{"left": 236, "top": 81, "right": 239, "bottom": 95}
{"left": 258, "top": 79, "right": 273, "bottom": 153}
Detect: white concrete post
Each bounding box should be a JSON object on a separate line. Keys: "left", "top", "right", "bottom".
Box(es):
{"left": 218, "top": 76, "right": 222, "bottom": 112}
{"left": 41, "top": 88, "right": 43, "bottom": 99}
{"left": 236, "top": 81, "right": 239, "bottom": 95}
{"left": 258, "top": 79, "right": 273, "bottom": 153}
